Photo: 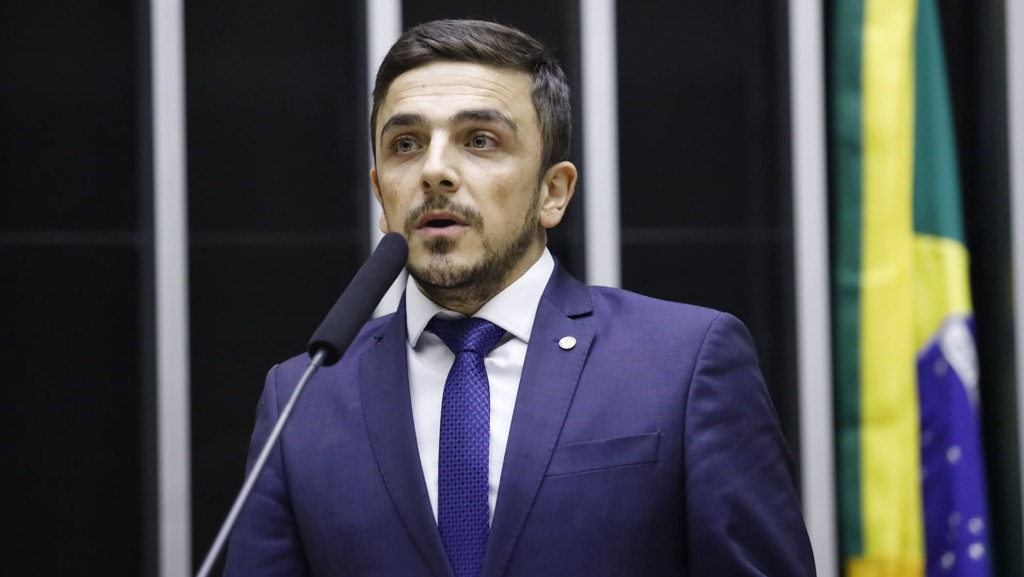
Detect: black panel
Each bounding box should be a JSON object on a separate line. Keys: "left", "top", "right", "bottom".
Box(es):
{"left": 185, "top": 1, "right": 369, "bottom": 570}
{"left": 617, "top": 1, "right": 785, "bottom": 229}
{"left": 185, "top": 0, "right": 368, "bottom": 233}
{"left": 1, "top": 246, "right": 142, "bottom": 574}
{"left": 0, "top": 1, "right": 148, "bottom": 574}
{"left": 0, "top": 0, "right": 139, "bottom": 232}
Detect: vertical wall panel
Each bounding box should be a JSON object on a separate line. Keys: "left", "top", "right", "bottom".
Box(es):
{"left": 0, "top": 3, "right": 138, "bottom": 231}
{"left": 184, "top": 0, "right": 369, "bottom": 573}
{"left": 0, "top": 1, "right": 148, "bottom": 574}
{"left": 2, "top": 247, "right": 144, "bottom": 573}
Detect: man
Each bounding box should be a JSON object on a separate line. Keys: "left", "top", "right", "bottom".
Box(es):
{"left": 224, "top": 18, "right": 815, "bottom": 576}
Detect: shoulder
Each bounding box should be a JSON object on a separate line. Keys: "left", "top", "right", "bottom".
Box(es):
{"left": 578, "top": 286, "right": 760, "bottom": 367}
{"left": 543, "top": 263, "right": 750, "bottom": 348}
{"left": 587, "top": 285, "right": 737, "bottom": 334}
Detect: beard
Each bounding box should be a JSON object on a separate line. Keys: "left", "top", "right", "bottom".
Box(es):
{"left": 403, "top": 191, "right": 541, "bottom": 309}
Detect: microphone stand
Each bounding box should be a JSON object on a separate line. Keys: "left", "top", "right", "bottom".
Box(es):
{"left": 194, "top": 347, "right": 328, "bottom": 577}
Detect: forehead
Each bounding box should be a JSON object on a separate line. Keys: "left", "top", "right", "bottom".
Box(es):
{"left": 377, "top": 61, "right": 538, "bottom": 132}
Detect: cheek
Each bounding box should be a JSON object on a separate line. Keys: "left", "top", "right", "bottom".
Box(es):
{"left": 378, "top": 176, "right": 409, "bottom": 211}
{"left": 483, "top": 186, "right": 517, "bottom": 226}
{"left": 486, "top": 172, "right": 523, "bottom": 206}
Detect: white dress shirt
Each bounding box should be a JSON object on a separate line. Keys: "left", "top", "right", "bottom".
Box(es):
{"left": 404, "top": 248, "right": 555, "bottom": 524}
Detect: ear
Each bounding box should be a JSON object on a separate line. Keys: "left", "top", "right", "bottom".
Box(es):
{"left": 369, "top": 167, "right": 390, "bottom": 234}
{"left": 538, "top": 161, "right": 577, "bottom": 229}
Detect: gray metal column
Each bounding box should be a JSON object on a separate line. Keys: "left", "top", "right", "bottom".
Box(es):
{"left": 1006, "top": 0, "right": 1024, "bottom": 560}
{"left": 367, "top": 0, "right": 405, "bottom": 316}
{"left": 581, "top": 0, "right": 622, "bottom": 288}
{"left": 788, "top": 1, "right": 837, "bottom": 575}
{"left": 152, "top": 0, "right": 191, "bottom": 575}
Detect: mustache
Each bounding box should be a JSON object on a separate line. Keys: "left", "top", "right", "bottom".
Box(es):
{"left": 403, "top": 195, "right": 484, "bottom": 231}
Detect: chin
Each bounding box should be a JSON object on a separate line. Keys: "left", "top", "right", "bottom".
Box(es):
{"left": 407, "top": 249, "right": 479, "bottom": 287}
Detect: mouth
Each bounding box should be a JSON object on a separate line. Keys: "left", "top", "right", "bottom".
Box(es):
{"left": 415, "top": 212, "right": 471, "bottom": 237}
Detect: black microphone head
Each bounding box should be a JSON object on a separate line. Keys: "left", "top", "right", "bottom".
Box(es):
{"left": 308, "top": 232, "right": 408, "bottom": 365}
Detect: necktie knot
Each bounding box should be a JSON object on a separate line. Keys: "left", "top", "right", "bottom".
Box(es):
{"left": 427, "top": 317, "right": 506, "bottom": 357}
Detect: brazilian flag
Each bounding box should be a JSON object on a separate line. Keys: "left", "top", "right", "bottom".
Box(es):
{"left": 831, "top": 0, "right": 992, "bottom": 575}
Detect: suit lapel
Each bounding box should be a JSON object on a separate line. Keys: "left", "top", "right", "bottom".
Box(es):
{"left": 481, "top": 265, "right": 595, "bottom": 577}
{"left": 361, "top": 302, "right": 453, "bottom": 577}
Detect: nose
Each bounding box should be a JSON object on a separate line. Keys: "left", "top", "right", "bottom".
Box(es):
{"left": 420, "top": 137, "right": 459, "bottom": 193}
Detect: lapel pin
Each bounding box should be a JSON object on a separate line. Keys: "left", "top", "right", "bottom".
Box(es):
{"left": 558, "top": 336, "right": 577, "bottom": 350}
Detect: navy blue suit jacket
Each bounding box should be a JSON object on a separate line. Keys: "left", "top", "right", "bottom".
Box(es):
{"left": 223, "top": 264, "right": 816, "bottom": 576}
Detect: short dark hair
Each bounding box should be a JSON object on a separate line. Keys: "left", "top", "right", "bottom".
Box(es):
{"left": 370, "top": 19, "right": 571, "bottom": 172}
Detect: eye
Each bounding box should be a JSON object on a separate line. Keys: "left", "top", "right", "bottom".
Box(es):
{"left": 468, "top": 133, "right": 497, "bottom": 149}
{"left": 390, "top": 136, "right": 419, "bottom": 154}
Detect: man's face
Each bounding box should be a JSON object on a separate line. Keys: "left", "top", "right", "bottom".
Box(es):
{"left": 371, "top": 61, "right": 566, "bottom": 307}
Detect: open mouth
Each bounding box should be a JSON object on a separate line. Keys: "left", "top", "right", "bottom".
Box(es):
{"left": 425, "top": 218, "right": 459, "bottom": 229}
{"left": 414, "top": 212, "right": 471, "bottom": 237}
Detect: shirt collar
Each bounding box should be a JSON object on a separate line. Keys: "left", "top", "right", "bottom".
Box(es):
{"left": 406, "top": 248, "right": 555, "bottom": 347}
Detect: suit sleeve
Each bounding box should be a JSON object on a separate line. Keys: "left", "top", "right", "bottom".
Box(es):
{"left": 683, "top": 312, "right": 816, "bottom": 576}
{"left": 222, "top": 364, "right": 312, "bottom": 577}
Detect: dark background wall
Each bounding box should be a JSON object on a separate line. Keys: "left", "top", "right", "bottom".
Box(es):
{"left": 2, "top": 0, "right": 1016, "bottom": 575}
{"left": 184, "top": 0, "right": 370, "bottom": 568}
{"left": 2, "top": 1, "right": 148, "bottom": 575}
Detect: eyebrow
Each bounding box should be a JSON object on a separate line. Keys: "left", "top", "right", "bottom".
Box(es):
{"left": 379, "top": 112, "right": 426, "bottom": 143}
{"left": 378, "top": 108, "right": 519, "bottom": 143}
{"left": 450, "top": 108, "right": 518, "bottom": 133}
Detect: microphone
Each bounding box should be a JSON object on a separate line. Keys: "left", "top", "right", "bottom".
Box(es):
{"left": 195, "top": 232, "right": 409, "bottom": 577}
{"left": 309, "top": 231, "right": 409, "bottom": 365}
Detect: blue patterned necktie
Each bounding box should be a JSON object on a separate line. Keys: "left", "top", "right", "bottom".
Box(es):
{"left": 426, "top": 316, "right": 506, "bottom": 577}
